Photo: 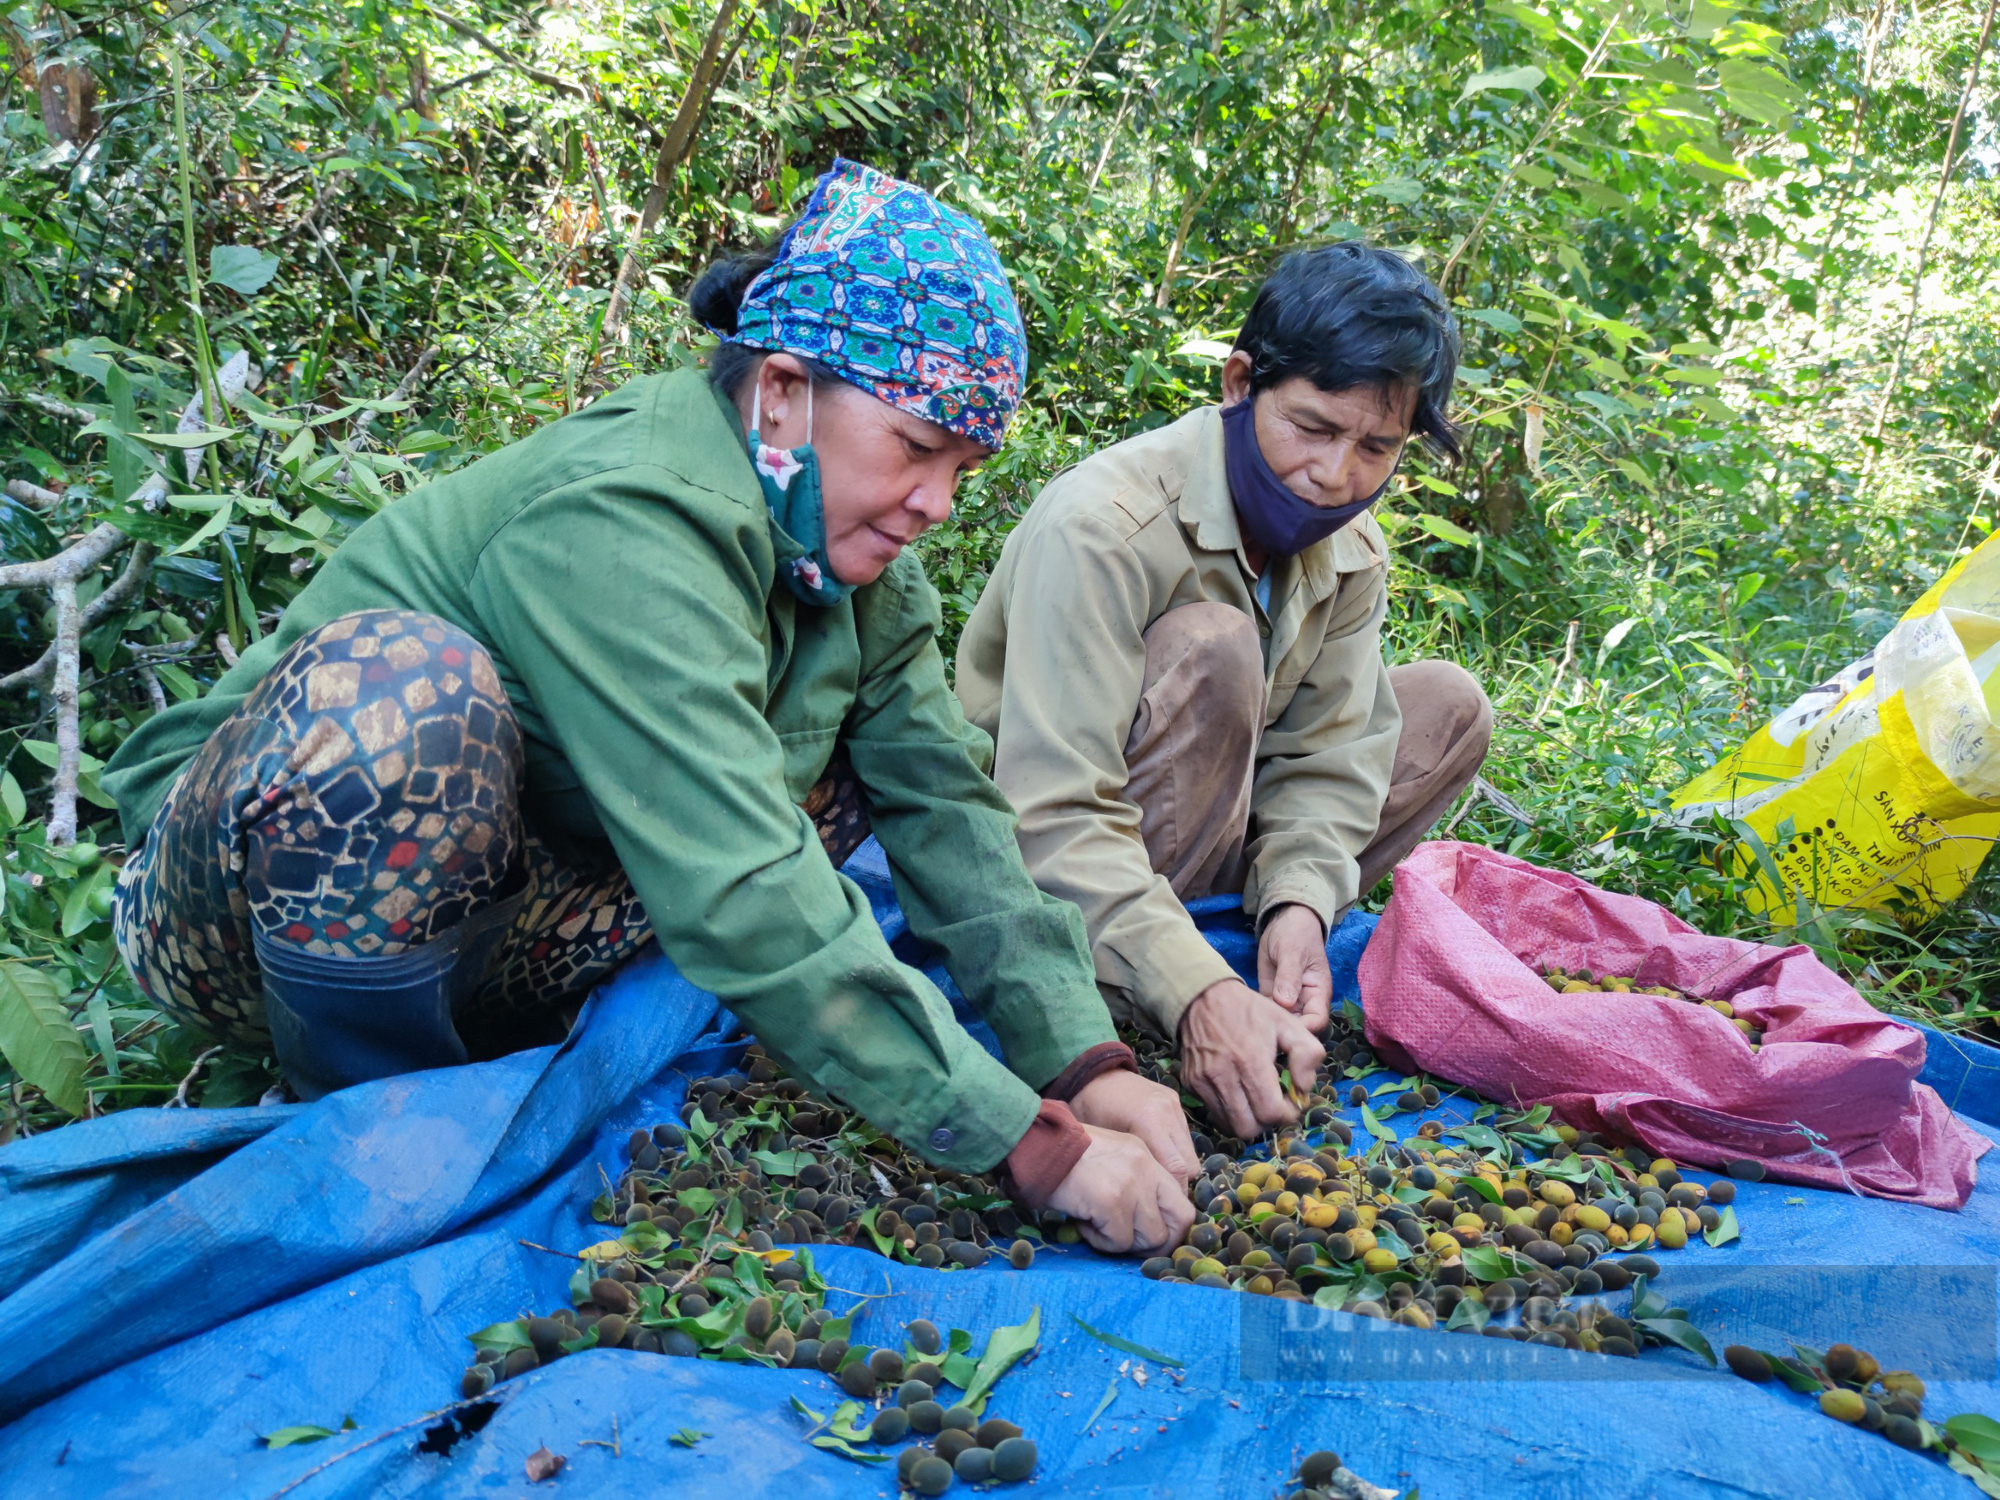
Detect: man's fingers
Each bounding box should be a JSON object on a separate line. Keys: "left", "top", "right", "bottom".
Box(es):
{"left": 1241, "top": 1050, "right": 1294, "bottom": 1129}
{"left": 1299, "top": 964, "right": 1333, "bottom": 1033}
{"left": 1271, "top": 942, "right": 1306, "bottom": 1010}
{"left": 1215, "top": 1075, "right": 1260, "bottom": 1141}
{"left": 1277, "top": 1013, "right": 1328, "bottom": 1089}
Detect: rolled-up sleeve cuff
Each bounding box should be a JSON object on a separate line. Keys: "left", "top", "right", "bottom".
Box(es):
{"left": 1000, "top": 1099, "right": 1090, "bottom": 1210}
{"left": 1122, "top": 927, "right": 1238, "bottom": 1040}
{"left": 1253, "top": 870, "right": 1348, "bottom": 934}
{"left": 1042, "top": 1040, "right": 1137, "bottom": 1103}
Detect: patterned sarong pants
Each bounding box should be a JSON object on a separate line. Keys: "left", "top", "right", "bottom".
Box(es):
{"left": 114, "top": 610, "right": 871, "bottom": 1058}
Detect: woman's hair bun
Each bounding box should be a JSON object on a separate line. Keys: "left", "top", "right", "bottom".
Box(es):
{"left": 687, "top": 247, "right": 777, "bottom": 335}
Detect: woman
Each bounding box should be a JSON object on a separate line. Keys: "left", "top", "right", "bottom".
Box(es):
{"left": 104, "top": 160, "right": 1194, "bottom": 1253}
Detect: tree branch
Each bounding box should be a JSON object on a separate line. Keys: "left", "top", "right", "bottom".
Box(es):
{"left": 598, "top": 0, "right": 745, "bottom": 352}
{"left": 0, "top": 536, "right": 159, "bottom": 692}
{"left": 424, "top": 5, "right": 589, "bottom": 101}
{"left": 4, "top": 479, "right": 60, "bottom": 509}
{"left": 1869, "top": 0, "right": 1999, "bottom": 446}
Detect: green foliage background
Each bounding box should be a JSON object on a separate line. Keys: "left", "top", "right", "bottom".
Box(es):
{"left": 2, "top": 0, "right": 1997, "bottom": 1126}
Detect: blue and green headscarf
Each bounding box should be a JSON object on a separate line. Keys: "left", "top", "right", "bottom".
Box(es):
{"left": 726, "top": 159, "right": 1029, "bottom": 451}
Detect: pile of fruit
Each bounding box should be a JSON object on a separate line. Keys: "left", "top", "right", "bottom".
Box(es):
{"left": 1726, "top": 1339, "right": 1931, "bottom": 1448}
{"left": 1120, "top": 1020, "right": 1734, "bottom": 1358}
{"left": 1544, "top": 967, "right": 1766, "bottom": 1049}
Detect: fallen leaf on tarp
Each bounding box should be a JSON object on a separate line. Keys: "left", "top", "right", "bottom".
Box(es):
{"left": 526, "top": 1445, "right": 566, "bottom": 1481}
{"left": 1082, "top": 1376, "right": 1119, "bottom": 1433}
{"left": 961, "top": 1306, "right": 1040, "bottom": 1411}
{"left": 1068, "top": 1313, "right": 1185, "bottom": 1368}
{"left": 669, "top": 1429, "right": 707, "bottom": 1448}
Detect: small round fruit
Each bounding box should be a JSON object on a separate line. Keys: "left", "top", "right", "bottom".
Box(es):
{"left": 839, "top": 1362, "right": 879, "bottom": 1400}
{"left": 788, "top": 1339, "right": 821, "bottom": 1370}
{"left": 1820, "top": 1388, "right": 1867, "bottom": 1424}
{"left": 1825, "top": 1344, "right": 1863, "bottom": 1382}
{"left": 764, "top": 1329, "right": 795, "bottom": 1364}
{"left": 908, "top": 1400, "right": 946, "bottom": 1435}
{"left": 590, "top": 1278, "right": 635, "bottom": 1314}
{"left": 941, "top": 1404, "right": 977, "bottom": 1432}
{"left": 502, "top": 1347, "right": 539, "bottom": 1379}
{"left": 1723, "top": 1158, "right": 1767, "bottom": 1181}
{"left": 1298, "top": 1451, "right": 1342, "bottom": 1487}
{"left": 976, "top": 1417, "right": 1023, "bottom": 1449}
{"left": 870, "top": 1347, "right": 906, "bottom": 1382}
{"left": 870, "top": 1407, "right": 911, "bottom": 1443}
{"left": 526, "top": 1317, "right": 567, "bottom": 1355}
{"left": 899, "top": 1446, "right": 931, "bottom": 1485}
{"left": 955, "top": 1446, "right": 996, "bottom": 1483}
{"left": 461, "top": 1363, "right": 494, "bottom": 1398}
{"left": 991, "top": 1436, "right": 1039, "bottom": 1482}
{"left": 1706, "top": 1179, "right": 1736, "bottom": 1205}
{"left": 817, "top": 1338, "right": 849, "bottom": 1373}
{"left": 910, "top": 1455, "right": 955, "bottom": 1495}
{"left": 744, "top": 1296, "right": 774, "bottom": 1340}
{"left": 1724, "top": 1346, "right": 1773, "bottom": 1382}
{"left": 909, "top": 1361, "right": 946, "bottom": 1389}
{"left": 1009, "top": 1239, "right": 1036, "bottom": 1269}
{"left": 1655, "top": 1213, "right": 1688, "bottom": 1250}
{"left": 660, "top": 1330, "right": 700, "bottom": 1357}
{"left": 907, "top": 1318, "right": 944, "bottom": 1355}
{"left": 1884, "top": 1414, "right": 1925, "bottom": 1449}
{"left": 899, "top": 1378, "right": 937, "bottom": 1409}
{"left": 935, "top": 1429, "right": 977, "bottom": 1464}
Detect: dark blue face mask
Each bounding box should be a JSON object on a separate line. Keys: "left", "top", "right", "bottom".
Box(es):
{"left": 1221, "top": 396, "right": 1399, "bottom": 558}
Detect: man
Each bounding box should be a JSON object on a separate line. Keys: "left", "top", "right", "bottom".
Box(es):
{"left": 955, "top": 242, "right": 1493, "bottom": 1141}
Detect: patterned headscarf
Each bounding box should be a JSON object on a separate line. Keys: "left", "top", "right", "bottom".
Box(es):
{"left": 724, "top": 159, "right": 1028, "bottom": 450}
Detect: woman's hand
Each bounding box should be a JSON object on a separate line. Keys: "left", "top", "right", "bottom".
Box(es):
{"left": 1179, "top": 976, "right": 1327, "bottom": 1141}
{"left": 1044, "top": 1125, "right": 1198, "bottom": 1255}
{"left": 1068, "top": 1069, "right": 1198, "bottom": 1181}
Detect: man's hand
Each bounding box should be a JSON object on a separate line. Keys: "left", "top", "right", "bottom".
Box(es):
{"left": 1068, "top": 1069, "right": 1198, "bottom": 1181}
{"left": 1179, "top": 977, "right": 1327, "bottom": 1141}
{"left": 1259, "top": 902, "right": 1332, "bottom": 1034}
{"left": 1044, "top": 1125, "right": 1197, "bottom": 1254}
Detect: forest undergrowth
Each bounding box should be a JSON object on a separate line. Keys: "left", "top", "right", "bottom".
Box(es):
{"left": 2, "top": 0, "right": 1997, "bottom": 1130}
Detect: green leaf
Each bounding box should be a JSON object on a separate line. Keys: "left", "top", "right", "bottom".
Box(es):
{"left": 1947, "top": 1449, "right": 2000, "bottom": 1499}
{"left": 1362, "top": 176, "right": 1424, "bottom": 205}
{"left": 1717, "top": 59, "right": 1800, "bottom": 125}
{"left": 0, "top": 961, "right": 88, "bottom": 1117}
{"left": 1461, "top": 308, "right": 1523, "bottom": 335}
{"left": 129, "top": 428, "right": 244, "bottom": 449}
{"left": 1703, "top": 1205, "right": 1740, "bottom": 1247}
{"left": 0, "top": 770, "right": 23, "bottom": 827}
{"left": 467, "top": 1319, "right": 532, "bottom": 1353}
{"left": 669, "top": 1429, "right": 707, "bottom": 1448}
{"left": 1635, "top": 1317, "right": 1716, "bottom": 1367}
{"left": 1068, "top": 1314, "right": 1185, "bottom": 1368}
{"left": 1946, "top": 1416, "right": 2000, "bottom": 1466}
{"left": 262, "top": 1425, "right": 336, "bottom": 1449}
{"left": 1417, "top": 514, "right": 1477, "bottom": 546}
{"left": 750, "top": 1148, "right": 815, "bottom": 1177}
{"left": 1082, "top": 1377, "right": 1119, "bottom": 1433}
{"left": 1460, "top": 64, "right": 1546, "bottom": 100}
{"left": 961, "top": 1307, "right": 1040, "bottom": 1410}
{"left": 1763, "top": 1353, "right": 1824, "bottom": 1395}
{"left": 1445, "top": 1295, "right": 1489, "bottom": 1331}
{"left": 1458, "top": 1246, "right": 1528, "bottom": 1284}
{"left": 1358, "top": 1102, "right": 1397, "bottom": 1142}
{"left": 1457, "top": 1174, "right": 1501, "bottom": 1204}
{"left": 61, "top": 865, "right": 115, "bottom": 937}
{"left": 397, "top": 429, "right": 454, "bottom": 455}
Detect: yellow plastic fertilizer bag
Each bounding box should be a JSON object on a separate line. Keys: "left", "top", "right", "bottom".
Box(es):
{"left": 1671, "top": 530, "right": 2000, "bottom": 918}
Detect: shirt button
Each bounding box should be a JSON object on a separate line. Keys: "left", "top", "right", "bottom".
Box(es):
{"left": 929, "top": 1127, "right": 956, "bottom": 1152}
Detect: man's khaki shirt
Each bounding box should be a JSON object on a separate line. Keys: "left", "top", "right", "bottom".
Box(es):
{"left": 955, "top": 403, "right": 1401, "bottom": 1038}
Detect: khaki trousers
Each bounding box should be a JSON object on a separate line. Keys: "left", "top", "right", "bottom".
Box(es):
{"left": 1122, "top": 601, "right": 1494, "bottom": 909}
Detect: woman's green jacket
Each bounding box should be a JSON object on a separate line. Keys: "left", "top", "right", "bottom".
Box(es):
{"left": 103, "top": 367, "right": 1117, "bottom": 1170}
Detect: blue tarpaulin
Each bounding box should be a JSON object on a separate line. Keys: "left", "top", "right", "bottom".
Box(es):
{"left": 3, "top": 839, "right": 1998, "bottom": 1499}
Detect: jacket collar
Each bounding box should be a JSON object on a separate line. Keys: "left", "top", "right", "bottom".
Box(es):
{"left": 1175, "top": 403, "right": 1380, "bottom": 602}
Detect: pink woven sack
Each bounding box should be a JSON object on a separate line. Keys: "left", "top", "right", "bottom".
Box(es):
{"left": 1358, "top": 842, "right": 1989, "bottom": 1209}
